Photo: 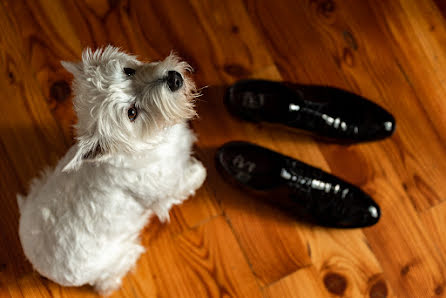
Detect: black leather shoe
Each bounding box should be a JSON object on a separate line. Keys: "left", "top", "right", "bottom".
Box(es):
{"left": 225, "top": 80, "right": 395, "bottom": 142}
{"left": 215, "top": 141, "right": 381, "bottom": 228}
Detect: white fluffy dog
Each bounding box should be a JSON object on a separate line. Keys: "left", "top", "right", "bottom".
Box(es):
{"left": 17, "top": 46, "right": 206, "bottom": 295}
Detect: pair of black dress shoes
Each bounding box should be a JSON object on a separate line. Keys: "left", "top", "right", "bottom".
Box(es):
{"left": 215, "top": 80, "right": 395, "bottom": 228}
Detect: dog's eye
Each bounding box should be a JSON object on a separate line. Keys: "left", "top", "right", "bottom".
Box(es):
{"left": 128, "top": 106, "right": 138, "bottom": 121}
{"left": 124, "top": 68, "right": 136, "bottom": 76}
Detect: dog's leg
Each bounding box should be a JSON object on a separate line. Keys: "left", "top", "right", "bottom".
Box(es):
{"left": 180, "top": 157, "right": 207, "bottom": 196}
{"left": 172, "top": 157, "right": 206, "bottom": 202}
{"left": 93, "top": 243, "right": 144, "bottom": 296}
{"left": 151, "top": 199, "right": 180, "bottom": 223}
{"left": 150, "top": 157, "right": 206, "bottom": 223}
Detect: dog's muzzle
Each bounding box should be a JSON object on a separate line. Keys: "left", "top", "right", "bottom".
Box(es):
{"left": 166, "top": 71, "right": 183, "bottom": 92}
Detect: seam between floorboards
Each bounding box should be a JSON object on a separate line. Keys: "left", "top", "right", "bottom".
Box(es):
{"left": 221, "top": 210, "right": 268, "bottom": 298}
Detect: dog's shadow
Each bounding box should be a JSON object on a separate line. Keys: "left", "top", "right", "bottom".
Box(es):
{"left": 0, "top": 123, "right": 111, "bottom": 295}
{"left": 0, "top": 123, "right": 69, "bottom": 292}
{"left": 195, "top": 144, "right": 316, "bottom": 228}
{"left": 0, "top": 85, "right": 317, "bottom": 294}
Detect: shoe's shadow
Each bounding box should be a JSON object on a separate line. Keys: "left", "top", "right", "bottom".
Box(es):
{"left": 195, "top": 144, "right": 316, "bottom": 228}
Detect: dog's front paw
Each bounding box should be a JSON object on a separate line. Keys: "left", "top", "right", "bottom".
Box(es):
{"left": 152, "top": 203, "right": 172, "bottom": 223}
{"left": 185, "top": 157, "right": 206, "bottom": 195}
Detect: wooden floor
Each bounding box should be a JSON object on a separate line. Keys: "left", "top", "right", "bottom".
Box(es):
{"left": 1, "top": 0, "right": 446, "bottom": 297}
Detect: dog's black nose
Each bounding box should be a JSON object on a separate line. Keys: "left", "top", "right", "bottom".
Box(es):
{"left": 166, "top": 71, "right": 183, "bottom": 92}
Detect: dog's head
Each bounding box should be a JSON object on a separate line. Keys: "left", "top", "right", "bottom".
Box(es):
{"left": 61, "top": 46, "right": 198, "bottom": 171}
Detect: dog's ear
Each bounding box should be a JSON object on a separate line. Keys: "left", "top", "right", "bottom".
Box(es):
{"left": 62, "top": 142, "right": 104, "bottom": 172}
{"left": 61, "top": 61, "right": 82, "bottom": 76}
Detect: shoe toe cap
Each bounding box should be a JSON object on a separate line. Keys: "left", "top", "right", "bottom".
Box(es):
{"left": 381, "top": 114, "right": 396, "bottom": 137}
{"left": 362, "top": 108, "right": 396, "bottom": 141}
{"left": 333, "top": 196, "right": 381, "bottom": 228}
{"left": 359, "top": 200, "right": 381, "bottom": 226}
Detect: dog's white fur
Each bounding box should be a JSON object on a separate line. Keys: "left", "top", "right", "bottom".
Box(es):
{"left": 17, "top": 46, "right": 206, "bottom": 295}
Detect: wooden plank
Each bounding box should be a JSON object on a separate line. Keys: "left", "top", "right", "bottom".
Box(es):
{"left": 6, "top": 0, "right": 223, "bottom": 226}
{"left": 143, "top": 216, "right": 263, "bottom": 298}
{"left": 1, "top": 0, "right": 224, "bottom": 296}
{"left": 140, "top": 183, "right": 222, "bottom": 246}
{"left": 265, "top": 266, "right": 329, "bottom": 298}
{"left": 195, "top": 83, "right": 314, "bottom": 285}
{"left": 245, "top": 0, "right": 446, "bottom": 212}
{"left": 1, "top": 0, "right": 446, "bottom": 297}
{"left": 181, "top": 0, "right": 394, "bottom": 290}
{"left": 195, "top": 75, "right": 392, "bottom": 290}
{"left": 300, "top": 226, "right": 396, "bottom": 298}
{"left": 420, "top": 202, "right": 446, "bottom": 297}
{"left": 347, "top": 0, "right": 446, "bottom": 212}
{"left": 0, "top": 1, "right": 69, "bottom": 184}
{"left": 243, "top": 0, "right": 446, "bottom": 296}
{"left": 0, "top": 8, "right": 63, "bottom": 289}
{"left": 374, "top": 0, "right": 446, "bottom": 133}
{"left": 0, "top": 141, "right": 32, "bottom": 298}
{"left": 151, "top": 0, "right": 318, "bottom": 286}
{"left": 266, "top": 263, "right": 395, "bottom": 298}
{"left": 186, "top": 0, "right": 393, "bottom": 288}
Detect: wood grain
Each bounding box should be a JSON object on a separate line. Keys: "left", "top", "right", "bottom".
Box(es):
{"left": 421, "top": 201, "right": 446, "bottom": 297}
{"left": 244, "top": 0, "right": 446, "bottom": 296}
{"left": 1, "top": 0, "right": 446, "bottom": 297}
{"left": 265, "top": 266, "right": 329, "bottom": 298}
{"left": 143, "top": 216, "right": 263, "bottom": 298}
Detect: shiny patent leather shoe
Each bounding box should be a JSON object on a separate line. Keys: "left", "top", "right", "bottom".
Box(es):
{"left": 225, "top": 80, "right": 395, "bottom": 142}
{"left": 215, "top": 141, "right": 381, "bottom": 228}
